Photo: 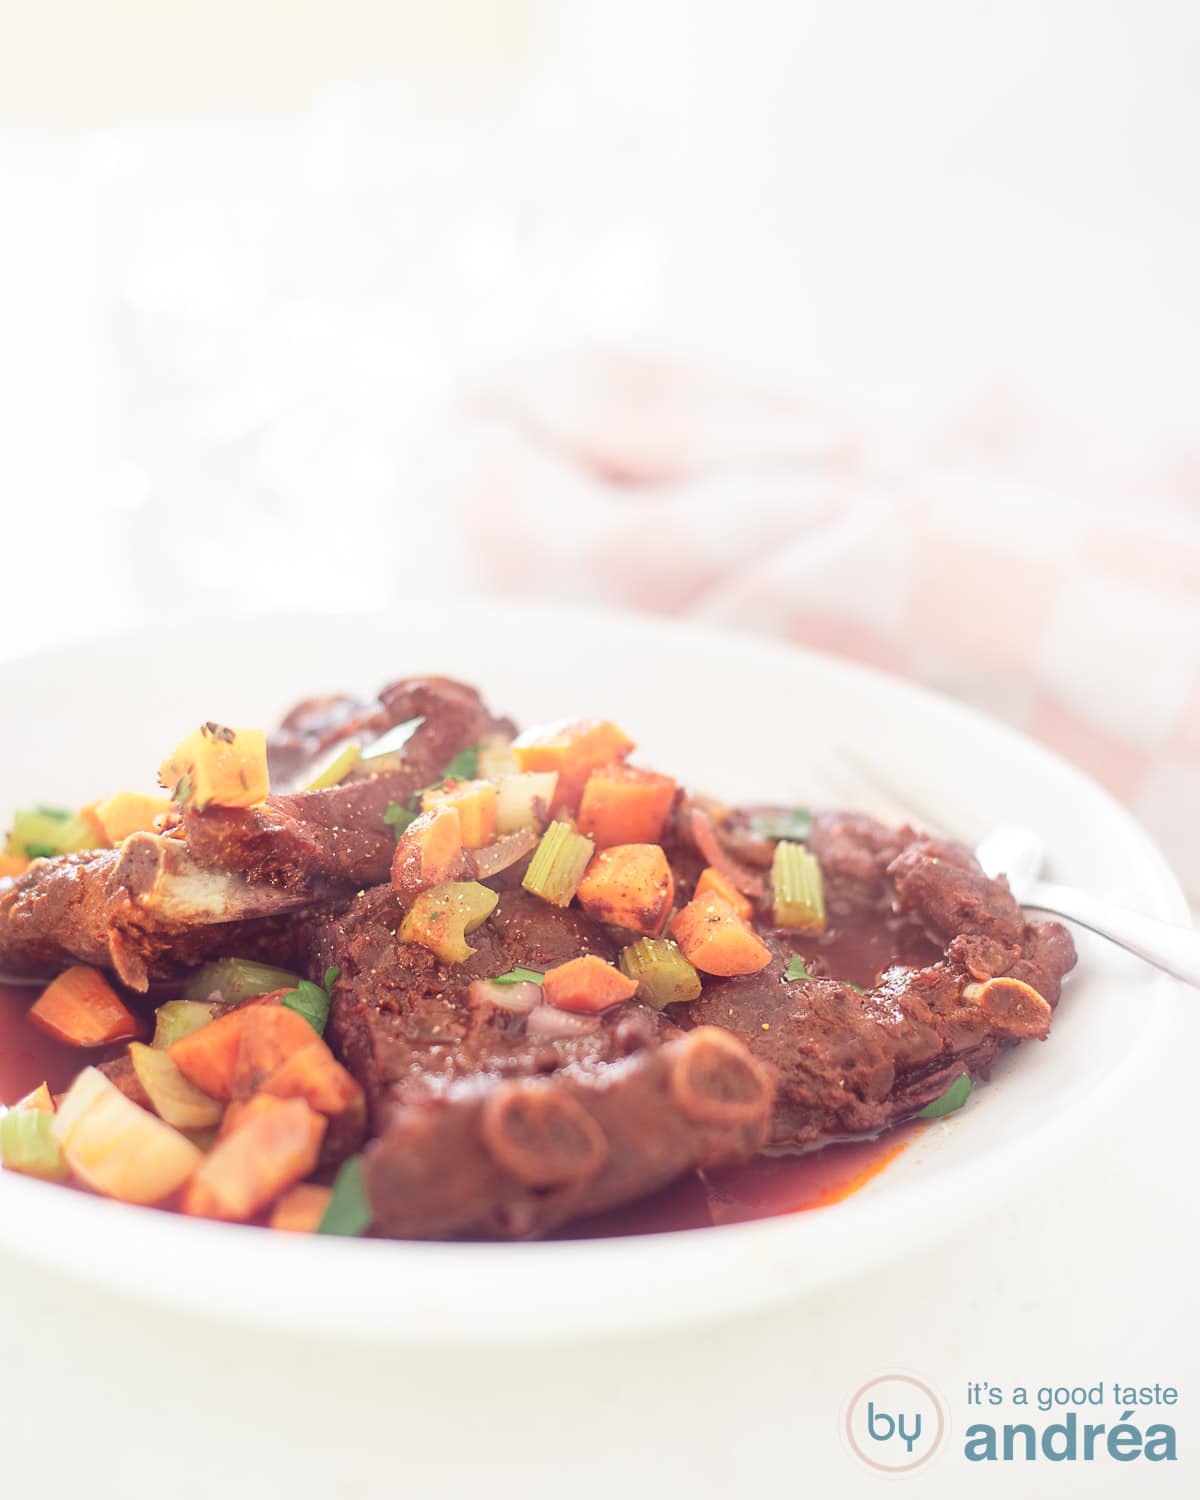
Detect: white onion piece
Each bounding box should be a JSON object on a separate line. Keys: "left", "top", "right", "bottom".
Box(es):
{"left": 526, "top": 1004, "right": 601, "bottom": 1040}
{"left": 473, "top": 826, "right": 539, "bottom": 880}
{"left": 469, "top": 979, "right": 542, "bottom": 1014}
{"left": 496, "top": 772, "right": 559, "bottom": 834}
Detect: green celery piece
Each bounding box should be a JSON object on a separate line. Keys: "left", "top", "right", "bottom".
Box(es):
{"left": 522, "top": 821, "right": 595, "bottom": 907}
{"left": 618, "top": 938, "right": 702, "bottom": 1009}
{"left": 182, "top": 957, "right": 302, "bottom": 1003}
{"left": 6, "top": 807, "right": 102, "bottom": 860}
{"left": 151, "top": 1000, "right": 218, "bottom": 1049}
{"left": 917, "top": 1074, "right": 973, "bottom": 1119}
{"left": 770, "top": 841, "right": 826, "bottom": 931}
{"left": 317, "top": 1155, "right": 373, "bottom": 1237}
{"left": 749, "top": 808, "right": 813, "bottom": 842}
{"left": 361, "top": 716, "right": 426, "bottom": 762}
{"left": 440, "top": 745, "right": 479, "bottom": 781}
{"left": 0, "top": 1108, "right": 68, "bottom": 1181}
{"left": 491, "top": 966, "right": 545, "bottom": 987}
{"left": 301, "top": 741, "right": 362, "bottom": 792}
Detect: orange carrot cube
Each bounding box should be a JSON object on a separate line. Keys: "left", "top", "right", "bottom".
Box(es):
{"left": 575, "top": 844, "right": 675, "bottom": 936}
{"left": 420, "top": 779, "right": 497, "bottom": 849}
{"left": 577, "top": 764, "right": 676, "bottom": 848}
{"left": 669, "top": 895, "right": 772, "bottom": 977}
{"left": 694, "top": 865, "right": 754, "bottom": 922}
{"left": 182, "top": 1096, "right": 326, "bottom": 1223}
{"left": 29, "top": 966, "right": 145, "bottom": 1047}
{"left": 269, "top": 1183, "right": 333, "bottom": 1233}
{"left": 541, "top": 954, "right": 639, "bottom": 1014}
{"left": 512, "top": 719, "right": 635, "bottom": 812}
{"left": 391, "top": 803, "right": 466, "bottom": 900}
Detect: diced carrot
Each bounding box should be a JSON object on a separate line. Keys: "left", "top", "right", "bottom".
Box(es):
{"left": 169, "top": 1009, "right": 250, "bottom": 1100}
{"left": 669, "top": 895, "right": 773, "bottom": 977}
{"left": 269, "top": 1183, "right": 333, "bottom": 1233}
{"left": 261, "top": 1040, "right": 366, "bottom": 1162}
{"left": 512, "top": 719, "right": 635, "bottom": 812}
{"left": 158, "top": 723, "right": 270, "bottom": 812}
{"left": 230, "top": 1004, "right": 318, "bottom": 1098}
{"left": 218, "top": 1092, "right": 278, "bottom": 1140}
{"left": 391, "top": 803, "right": 466, "bottom": 901}
{"left": 260, "top": 1037, "right": 363, "bottom": 1118}
{"left": 541, "top": 954, "right": 639, "bottom": 1014}
{"left": 16, "top": 1081, "right": 54, "bottom": 1113}
{"left": 694, "top": 865, "right": 753, "bottom": 922}
{"left": 577, "top": 764, "right": 677, "bottom": 848}
{"left": 0, "top": 853, "right": 30, "bottom": 879}
{"left": 29, "top": 966, "right": 146, "bottom": 1047}
{"left": 77, "top": 802, "right": 111, "bottom": 846}
{"left": 420, "top": 779, "right": 496, "bottom": 849}
{"left": 181, "top": 1096, "right": 326, "bottom": 1223}
{"left": 95, "top": 791, "right": 172, "bottom": 844}
{"left": 575, "top": 844, "right": 675, "bottom": 936}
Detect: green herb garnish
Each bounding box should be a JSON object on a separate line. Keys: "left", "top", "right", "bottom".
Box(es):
{"left": 750, "top": 807, "right": 813, "bottom": 842}
{"left": 281, "top": 965, "right": 340, "bottom": 1037}
{"left": 171, "top": 771, "right": 193, "bottom": 806}
{"left": 383, "top": 799, "right": 418, "bottom": 838}
{"left": 490, "top": 966, "right": 545, "bottom": 987}
{"left": 317, "top": 1155, "right": 372, "bottom": 1237}
{"left": 24, "top": 843, "right": 59, "bottom": 860}
{"left": 784, "top": 953, "right": 814, "bottom": 982}
{"left": 917, "top": 1073, "right": 972, "bottom": 1119}
{"left": 440, "top": 745, "right": 479, "bottom": 781}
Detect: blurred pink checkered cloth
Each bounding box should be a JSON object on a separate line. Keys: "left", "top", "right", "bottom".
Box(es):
{"left": 446, "top": 350, "right": 1200, "bottom": 900}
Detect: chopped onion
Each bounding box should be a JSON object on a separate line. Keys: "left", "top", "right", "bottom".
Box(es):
{"left": 526, "top": 1004, "right": 600, "bottom": 1040}
{"left": 496, "top": 772, "right": 559, "bottom": 834}
{"left": 473, "top": 826, "right": 539, "bottom": 880}
{"left": 469, "top": 979, "right": 542, "bottom": 1014}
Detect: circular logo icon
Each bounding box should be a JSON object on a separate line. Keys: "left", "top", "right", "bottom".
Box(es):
{"left": 844, "top": 1373, "right": 947, "bottom": 1473}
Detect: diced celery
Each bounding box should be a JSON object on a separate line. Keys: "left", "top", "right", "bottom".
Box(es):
{"left": 5, "top": 806, "right": 102, "bottom": 860}
{"left": 618, "top": 938, "right": 702, "bottom": 1009}
{"left": 0, "top": 1107, "right": 68, "bottom": 1181}
{"left": 361, "top": 716, "right": 425, "bottom": 762}
{"left": 151, "top": 1000, "right": 218, "bottom": 1049}
{"left": 181, "top": 956, "right": 301, "bottom": 1003}
{"left": 399, "top": 881, "right": 500, "bottom": 963}
{"left": 301, "top": 741, "right": 362, "bottom": 791}
{"left": 495, "top": 772, "right": 559, "bottom": 834}
{"left": 770, "top": 841, "right": 826, "bottom": 932}
{"left": 522, "top": 821, "right": 595, "bottom": 908}
{"left": 129, "top": 1042, "right": 224, "bottom": 1129}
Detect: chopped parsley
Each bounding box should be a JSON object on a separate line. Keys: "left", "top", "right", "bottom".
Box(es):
{"left": 490, "top": 966, "right": 545, "bottom": 987}
{"left": 916, "top": 1073, "right": 972, "bottom": 1119}
{"left": 750, "top": 807, "right": 813, "bottom": 842}
{"left": 317, "top": 1155, "right": 373, "bottom": 1237}
{"left": 24, "top": 843, "right": 59, "bottom": 859}
{"left": 784, "top": 953, "right": 814, "bottom": 982}
{"left": 281, "top": 964, "right": 340, "bottom": 1036}
{"left": 440, "top": 745, "right": 479, "bottom": 781}
{"left": 383, "top": 799, "right": 418, "bottom": 838}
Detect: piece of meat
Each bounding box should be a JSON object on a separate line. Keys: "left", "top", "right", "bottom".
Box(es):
{"left": 183, "top": 677, "right": 513, "bottom": 889}
{"left": 0, "top": 835, "right": 334, "bottom": 989}
{"left": 678, "top": 815, "right": 1075, "bottom": 1149}
{"left": 316, "top": 888, "right": 774, "bottom": 1239}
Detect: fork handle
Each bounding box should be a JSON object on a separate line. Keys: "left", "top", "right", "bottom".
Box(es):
{"left": 1024, "top": 881, "right": 1200, "bottom": 989}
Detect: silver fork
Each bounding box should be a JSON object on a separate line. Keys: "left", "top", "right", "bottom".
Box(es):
{"left": 815, "top": 751, "right": 1200, "bottom": 991}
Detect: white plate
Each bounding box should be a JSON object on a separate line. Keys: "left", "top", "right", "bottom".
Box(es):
{"left": 0, "top": 601, "right": 1186, "bottom": 1342}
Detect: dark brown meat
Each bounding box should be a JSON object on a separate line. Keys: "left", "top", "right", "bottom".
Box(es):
{"left": 0, "top": 835, "right": 334, "bottom": 989}
{"left": 680, "top": 816, "right": 1075, "bottom": 1148}
{"left": 317, "top": 888, "right": 773, "bottom": 1239}
{"left": 183, "top": 677, "right": 511, "bottom": 890}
